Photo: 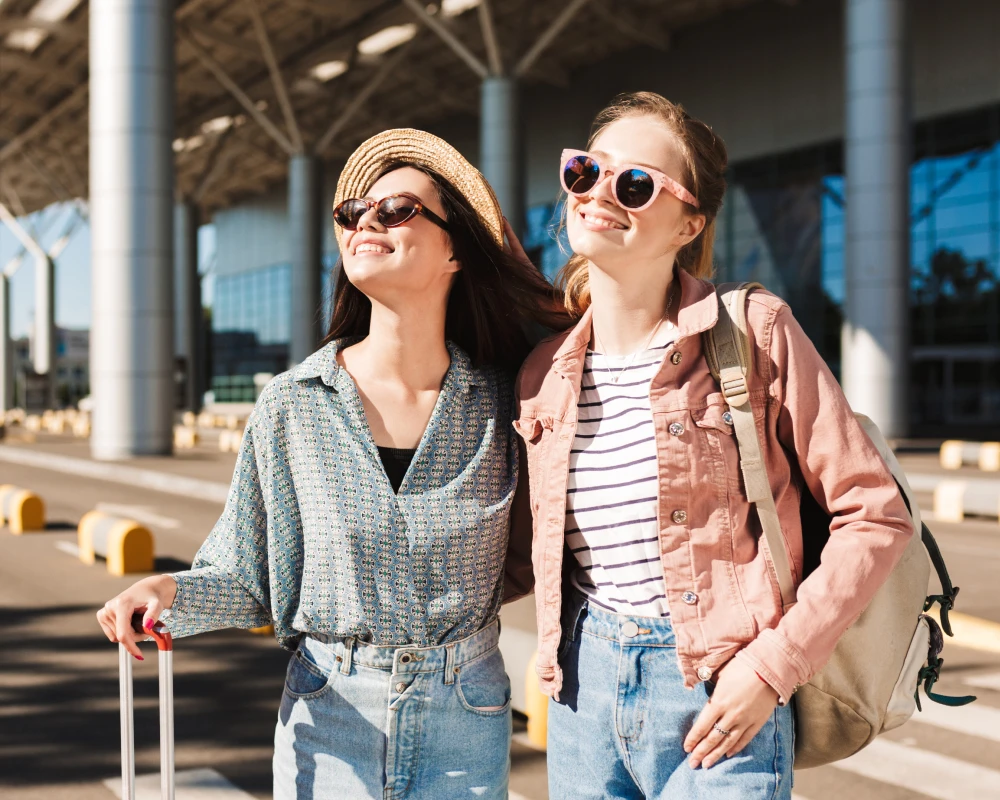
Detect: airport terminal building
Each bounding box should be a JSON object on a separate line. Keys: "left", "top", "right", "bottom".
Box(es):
{"left": 1, "top": 0, "right": 998, "bottom": 456}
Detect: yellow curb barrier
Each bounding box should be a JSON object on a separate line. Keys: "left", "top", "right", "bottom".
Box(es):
{"left": 524, "top": 651, "right": 548, "bottom": 750}
{"left": 226, "top": 415, "right": 242, "bottom": 431}
{"left": 940, "top": 440, "right": 1000, "bottom": 471}
{"left": 933, "top": 479, "right": 1000, "bottom": 523}
{"left": 173, "top": 425, "right": 199, "bottom": 449}
{"left": 182, "top": 411, "right": 197, "bottom": 428}
{"left": 248, "top": 624, "right": 275, "bottom": 636}
{"left": 197, "top": 411, "right": 216, "bottom": 429}
{"left": 927, "top": 607, "right": 1000, "bottom": 655}
{"left": 0, "top": 484, "right": 46, "bottom": 534}
{"left": 78, "top": 510, "right": 154, "bottom": 576}
{"left": 219, "top": 428, "right": 245, "bottom": 453}
{"left": 25, "top": 415, "right": 42, "bottom": 432}
{"left": 72, "top": 417, "right": 91, "bottom": 438}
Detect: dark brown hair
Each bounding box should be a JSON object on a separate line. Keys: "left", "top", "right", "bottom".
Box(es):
{"left": 324, "top": 162, "right": 570, "bottom": 372}
{"left": 557, "top": 91, "right": 729, "bottom": 316}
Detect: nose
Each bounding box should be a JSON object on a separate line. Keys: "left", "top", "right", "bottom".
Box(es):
{"left": 357, "top": 203, "right": 385, "bottom": 232}
{"left": 588, "top": 169, "right": 617, "bottom": 206}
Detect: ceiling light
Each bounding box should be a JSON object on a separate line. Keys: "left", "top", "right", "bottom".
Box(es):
{"left": 201, "top": 116, "right": 234, "bottom": 134}
{"left": 5, "top": 29, "right": 46, "bottom": 51}
{"left": 442, "top": 0, "right": 480, "bottom": 16}
{"left": 310, "top": 60, "right": 348, "bottom": 82}
{"left": 2, "top": 0, "right": 83, "bottom": 52}
{"left": 357, "top": 23, "right": 417, "bottom": 56}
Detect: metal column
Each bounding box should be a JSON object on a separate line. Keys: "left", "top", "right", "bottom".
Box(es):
{"left": 842, "top": 0, "right": 910, "bottom": 438}
{"left": 288, "top": 154, "right": 322, "bottom": 365}
{"left": 174, "top": 201, "right": 202, "bottom": 412}
{"left": 90, "top": 0, "right": 175, "bottom": 458}
{"left": 480, "top": 76, "right": 523, "bottom": 236}
{"left": 0, "top": 275, "right": 11, "bottom": 413}
{"left": 33, "top": 254, "right": 55, "bottom": 407}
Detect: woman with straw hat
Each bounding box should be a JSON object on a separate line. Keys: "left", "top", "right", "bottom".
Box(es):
{"left": 97, "top": 128, "right": 568, "bottom": 799}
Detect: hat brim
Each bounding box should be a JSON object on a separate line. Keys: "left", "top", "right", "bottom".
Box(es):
{"left": 333, "top": 128, "right": 504, "bottom": 250}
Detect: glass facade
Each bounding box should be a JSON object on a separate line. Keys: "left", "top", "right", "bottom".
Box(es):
{"left": 523, "top": 103, "right": 1000, "bottom": 436}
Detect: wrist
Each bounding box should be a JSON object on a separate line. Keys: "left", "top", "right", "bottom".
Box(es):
{"left": 151, "top": 574, "right": 178, "bottom": 608}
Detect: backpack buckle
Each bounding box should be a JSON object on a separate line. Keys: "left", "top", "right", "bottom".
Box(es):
{"left": 721, "top": 374, "right": 749, "bottom": 407}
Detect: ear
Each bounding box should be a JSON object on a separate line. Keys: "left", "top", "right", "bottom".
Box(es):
{"left": 675, "top": 213, "right": 707, "bottom": 248}
{"left": 445, "top": 253, "right": 462, "bottom": 273}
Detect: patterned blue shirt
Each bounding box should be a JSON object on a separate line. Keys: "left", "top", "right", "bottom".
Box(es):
{"left": 166, "top": 339, "right": 520, "bottom": 649}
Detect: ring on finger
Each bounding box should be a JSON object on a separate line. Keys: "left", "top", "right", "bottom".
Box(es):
{"left": 712, "top": 722, "right": 732, "bottom": 737}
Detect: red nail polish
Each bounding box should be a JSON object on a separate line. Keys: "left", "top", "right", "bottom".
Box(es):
{"left": 144, "top": 619, "right": 154, "bottom": 631}
{"left": 135, "top": 655, "right": 144, "bottom": 661}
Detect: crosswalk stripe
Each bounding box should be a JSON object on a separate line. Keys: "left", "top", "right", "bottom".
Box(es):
{"left": 832, "top": 739, "right": 1000, "bottom": 800}
{"left": 103, "top": 768, "right": 257, "bottom": 799}
{"left": 909, "top": 697, "right": 1000, "bottom": 743}
{"left": 965, "top": 671, "right": 1000, "bottom": 691}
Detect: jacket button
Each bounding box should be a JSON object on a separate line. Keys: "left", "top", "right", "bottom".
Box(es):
{"left": 722, "top": 411, "right": 734, "bottom": 425}
{"left": 395, "top": 682, "right": 407, "bottom": 693}
{"left": 671, "top": 509, "right": 687, "bottom": 524}
{"left": 669, "top": 422, "right": 685, "bottom": 436}
{"left": 697, "top": 666, "right": 713, "bottom": 682}
{"left": 670, "top": 352, "right": 683, "bottom": 365}
{"left": 682, "top": 591, "right": 698, "bottom": 605}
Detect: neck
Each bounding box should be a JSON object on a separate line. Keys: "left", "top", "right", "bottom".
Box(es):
{"left": 588, "top": 259, "right": 677, "bottom": 355}
{"left": 348, "top": 295, "right": 451, "bottom": 390}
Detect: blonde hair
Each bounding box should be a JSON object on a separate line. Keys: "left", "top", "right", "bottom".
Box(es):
{"left": 557, "top": 92, "right": 729, "bottom": 316}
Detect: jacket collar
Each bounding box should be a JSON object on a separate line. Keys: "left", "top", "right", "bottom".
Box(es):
{"left": 552, "top": 267, "right": 719, "bottom": 375}
{"left": 292, "top": 337, "right": 476, "bottom": 394}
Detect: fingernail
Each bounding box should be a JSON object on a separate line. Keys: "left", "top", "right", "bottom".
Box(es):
{"left": 143, "top": 619, "right": 154, "bottom": 631}
{"left": 134, "top": 655, "right": 144, "bottom": 661}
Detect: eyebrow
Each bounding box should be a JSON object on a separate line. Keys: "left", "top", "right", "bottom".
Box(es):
{"left": 362, "top": 190, "right": 424, "bottom": 203}
{"left": 589, "top": 149, "right": 665, "bottom": 174}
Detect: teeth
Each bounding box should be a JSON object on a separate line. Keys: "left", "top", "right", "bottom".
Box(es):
{"left": 355, "top": 243, "right": 391, "bottom": 254}
{"left": 582, "top": 213, "right": 626, "bottom": 230}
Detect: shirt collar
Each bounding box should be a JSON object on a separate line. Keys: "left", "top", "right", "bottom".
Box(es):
{"left": 291, "top": 337, "right": 477, "bottom": 393}
{"left": 552, "top": 267, "right": 720, "bottom": 375}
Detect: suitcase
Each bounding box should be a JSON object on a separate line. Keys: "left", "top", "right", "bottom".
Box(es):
{"left": 119, "top": 614, "right": 174, "bottom": 800}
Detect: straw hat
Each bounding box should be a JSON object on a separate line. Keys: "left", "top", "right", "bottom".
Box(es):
{"left": 333, "top": 128, "right": 504, "bottom": 249}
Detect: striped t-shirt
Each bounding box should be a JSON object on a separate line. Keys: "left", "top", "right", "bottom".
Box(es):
{"left": 566, "top": 326, "right": 677, "bottom": 617}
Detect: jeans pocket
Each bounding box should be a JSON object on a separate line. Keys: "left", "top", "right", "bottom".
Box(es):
{"left": 283, "top": 648, "right": 331, "bottom": 699}
{"left": 454, "top": 647, "right": 512, "bottom": 717}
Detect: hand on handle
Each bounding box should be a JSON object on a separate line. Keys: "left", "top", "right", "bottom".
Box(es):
{"left": 97, "top": 575, "right": 177, "bottom": 660}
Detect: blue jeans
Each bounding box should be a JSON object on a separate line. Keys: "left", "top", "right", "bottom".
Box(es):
{"left": 548, "top": 592, "right": 794, "bottom": 800}
{"left": 273, "top": 620, "right": 511, "bottom": 800}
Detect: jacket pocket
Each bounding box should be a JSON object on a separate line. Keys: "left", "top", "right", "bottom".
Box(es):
{"left": 513, "top": 414, "right": 554, "bottom": 514}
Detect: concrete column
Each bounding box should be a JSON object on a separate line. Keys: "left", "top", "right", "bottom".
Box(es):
{"left": 32, "top": 253, "right": 55, "bottom": 407}
{"left": 480, "top": 76, "right": 523, "bottom": 236}
{"left": 842, "top": 0, "right": 910, "bottom": 439}
{"left": 0, "top": 275, "right": 11, "bottom": 413}
{"left": 90, "top": 0, "right": 175, "bottom": 458}
{"left": 174, "top": 201, "right": 203, "bottom": 412}
{"left": 289, "top": 154, "right": 322, "bottom": 365}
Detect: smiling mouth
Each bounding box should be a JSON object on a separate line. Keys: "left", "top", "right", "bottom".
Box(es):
{"left": 580, "top": 210, "right": 628, "bottom": 231}
{"left": 353, "top": 242, "right": 394, "bottom": 255}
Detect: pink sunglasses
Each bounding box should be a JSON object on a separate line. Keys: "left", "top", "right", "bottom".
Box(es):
{"left": 559, "top": 148, "right": 700, "bottom": 211}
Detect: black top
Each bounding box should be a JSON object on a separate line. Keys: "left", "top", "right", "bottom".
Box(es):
{"left": 377, "top": 446, "right": 417, "bottom": 493}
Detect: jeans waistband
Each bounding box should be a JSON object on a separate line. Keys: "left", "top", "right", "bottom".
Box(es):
{"left": 563, "top": 589, "right": 676, "bottom": 647}
{"left": 306, "top": 619, "right": 501, "bottom": 675}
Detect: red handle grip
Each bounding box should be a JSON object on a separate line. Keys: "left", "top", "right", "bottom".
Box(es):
{"left": 130, "top": 612, "right": 173, "bottom": 652}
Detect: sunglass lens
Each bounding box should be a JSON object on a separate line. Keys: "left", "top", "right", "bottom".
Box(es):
{"left": 615, "top": 169, "right": 656, "bottom": 209}
{"left": 563, "top": 155, "right": 600, "bottom": 195}
{"left": 378, "top": 196, "right": 418, "bottom": 227}
{"left": 333, "top": 199, "right": 369, "bottom": 230}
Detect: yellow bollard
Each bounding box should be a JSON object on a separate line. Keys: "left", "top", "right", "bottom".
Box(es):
{"left": 77, "top": 510, "right": 154, "bottom": 575}
{"left": 980, "top": 443, "right": 1000, "bottom": 472}
{"left": 0, "top": 485, "right": 46, "bottom": 534}
{"left": 173, "top": 425, "right": 199, "bottom": 449}
{"left": 249, "top": 624, "right": 275, "bottom": 636}
{"left": 182, "top": 411, "right": 197, "bottom": 428}
{"left": 524, "top": 651, "right": 548, "bottom": 750}
{"left": 72, "top": 417, "right": 91, "bottom": 438}
{"left": 25, "top": 415, "right": 42, "bottom": 432}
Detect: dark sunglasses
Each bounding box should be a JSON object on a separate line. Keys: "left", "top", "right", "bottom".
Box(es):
{"left": 332, "top": 193, "right": 450, "bottom": 232}
{"left": 559, "top": 149, "right": 700, "bottom": 211}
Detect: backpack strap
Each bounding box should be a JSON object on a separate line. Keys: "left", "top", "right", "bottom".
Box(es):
{"left": 704, "top": 283, "right": 798, "bottom": 612}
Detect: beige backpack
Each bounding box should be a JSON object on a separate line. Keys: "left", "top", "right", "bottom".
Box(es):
{"left": 704, "top": 282, "right": 975, "bottom": 769}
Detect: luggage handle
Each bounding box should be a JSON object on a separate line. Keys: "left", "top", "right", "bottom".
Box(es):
{"left": 120, "top": 612, "right": 174, "bottom": 800}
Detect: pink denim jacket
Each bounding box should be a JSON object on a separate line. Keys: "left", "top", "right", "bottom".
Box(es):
{"left": 513, "top": 268, "right": 913, "bottom": 703}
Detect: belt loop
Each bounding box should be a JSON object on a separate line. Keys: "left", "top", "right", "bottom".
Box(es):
{"left": 340, "top": 637, "right": 354, "bottom": 675}
{"left": 444, "top": 643, "right": 457, "bottom": 685}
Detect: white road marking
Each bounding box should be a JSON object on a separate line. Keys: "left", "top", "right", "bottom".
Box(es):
{"left": 54, "top": 540, "right": 80, "bottom": 557}
{"left": 96, "top": 502, "right": 182, "bottom": 529}
{"left": 908, "top": 696, "right": 1000, "bottom": 743}
{"left": 832, "top": 738, "right": 1000, "bottom": 800}
{"left": 965, "top": 671, "right": 1000, "bottom": 691}
{"left": 103, "top": 768, "right": 257, "bottom": 799}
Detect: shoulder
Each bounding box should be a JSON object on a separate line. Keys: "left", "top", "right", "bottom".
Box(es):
{"left": 515, "top": 326, "right": 574, "bottom": 400}
{"left": 743, "top": 287, "right": 792, "bottom": 346}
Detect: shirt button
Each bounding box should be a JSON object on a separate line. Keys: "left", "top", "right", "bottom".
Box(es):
{"left": 670, "top": 352, "right": 683, "bottom": 365}
{"left": 622, "top": 621, "right": 640, "bottom": 638}
{"left": 669, "top": 422, "right": 685, "bottom": 436}
{"left": 697, "top": 666, "right": 713, "bottom": 682}
{"left": 395, "top": 682, "right": 407, "bottom": 693}
{"left": 682, "top": 591, "right": 698, "bottom": 605}
{"left": 722, "top": 411, "right": 734, "bottom": 425}
{"left": 671, "top": 509, "right": 687, "bottom": 524}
